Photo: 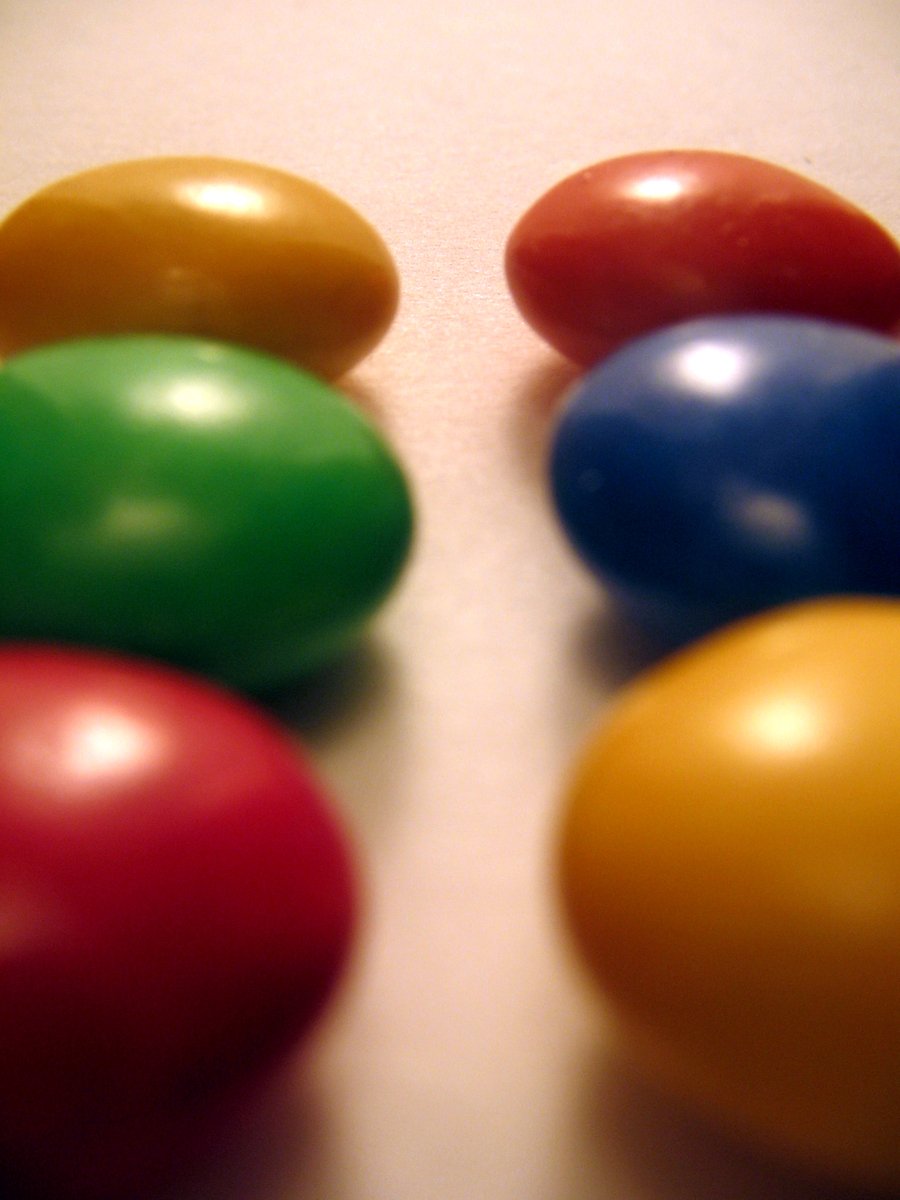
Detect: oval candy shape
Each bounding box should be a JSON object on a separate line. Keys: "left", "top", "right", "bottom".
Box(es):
{"left": 0, "top": 335, "right": 414, "bottom": 690}
{"left": 0, "top": 644, "right": 357, "bottom": 1199}
{"left": 0, "top": 157, "right": 399, "bottom": 379}
{"left": 557, "top": 598, "right": 900, "bottom": 1191}
{"left": 551, "top": 315, "right": 900, "bottom": 640}
{"left": 506, "top": 149, "right": 900, "bottom": 365}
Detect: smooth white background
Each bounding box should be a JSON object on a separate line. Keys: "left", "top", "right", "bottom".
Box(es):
{"left": 2, "top": 3, "right": 899, "bottom": 1197}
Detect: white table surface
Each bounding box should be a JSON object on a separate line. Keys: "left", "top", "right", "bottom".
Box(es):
{"left": 2, "top": 2, "right": 898, "bottom": 1197}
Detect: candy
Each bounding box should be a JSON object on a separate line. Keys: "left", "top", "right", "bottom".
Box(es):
{"left": 506, "top": 150, "right": 900, "bottom": 365}
{"left": 550, "top": 315, "right": 900, "bottom": 639}
{"left": 0, "top": 157, "right": 399, "bottom": 378}
{"left": 0, "top": 335, "right": 414, "bottom": 690}
{"left": 0, "top": 645, "right": 356, "bottom": 1199}
{"left": 557, "top": 598, "right": 900, "bottom": 1192}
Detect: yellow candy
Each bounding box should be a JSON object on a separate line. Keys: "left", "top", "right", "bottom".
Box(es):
{"left": 0, "top": 157, "right": 398, "bottom": 378}
{"left": 558, "top": 599, "right": 900, "bottom": 1192}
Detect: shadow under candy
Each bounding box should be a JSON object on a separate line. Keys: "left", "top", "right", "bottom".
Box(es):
{"left": 151, "top": 1064, "right": 334, "bottom": 1200}
{"left": 506, "top": 353, "right": 582, "bottom": 483}
{"left": 265, "top": 637, "right": 397, "bottom": 745}
{"left": 565, "top": 1042, "right": 883, "bottom": 1200}
{"left": 568, "top": 597, "right": 683, "bottom": 697}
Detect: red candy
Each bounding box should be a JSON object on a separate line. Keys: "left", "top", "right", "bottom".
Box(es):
{"left": 505, "top": 149, "right": 900, "bottom": 365}
{"left": 0, "top": 646, "right": 357, "bottom": 1199}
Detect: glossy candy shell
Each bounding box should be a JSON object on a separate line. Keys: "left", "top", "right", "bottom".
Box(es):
{"left": 0, "top": 644, "right": 356, "bottom": 1199}
{"left": 0, "top": 157, "right": 399, "bottom": 379}
{"left": 551, "top": 315, "right": 900, "bottom": 639}
{"left": 0, "top": 336, "right": 414, "bottom": 690}
{"left": 506, "top": 150, "right": 900, "bottom": 365}
{"left": 557, "top": 599, "right": 900, "bottom": 1191}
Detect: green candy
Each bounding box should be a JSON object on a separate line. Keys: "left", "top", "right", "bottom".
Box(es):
{"left": 0, "top": 336, "right": 413, "bottom": 690}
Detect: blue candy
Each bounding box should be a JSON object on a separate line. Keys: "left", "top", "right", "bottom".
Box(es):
{"left": 551, "top": 315, "right": 900, "bottom": 639}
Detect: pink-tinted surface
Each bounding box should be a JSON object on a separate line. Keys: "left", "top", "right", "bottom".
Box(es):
{"left": 1, "top": 3, "right": 899, "bottom": 1198}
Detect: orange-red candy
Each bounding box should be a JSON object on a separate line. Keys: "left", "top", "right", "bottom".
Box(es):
{"left": 506, "top": 150, "right": 900, "bottom": 365}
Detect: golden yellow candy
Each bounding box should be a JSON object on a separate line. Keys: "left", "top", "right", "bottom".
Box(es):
{"left": 558, "top": 599, "right": 900, "bottom": 1191}
{"left": 0, "top": 157, "right": 398, "bottom": 378}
